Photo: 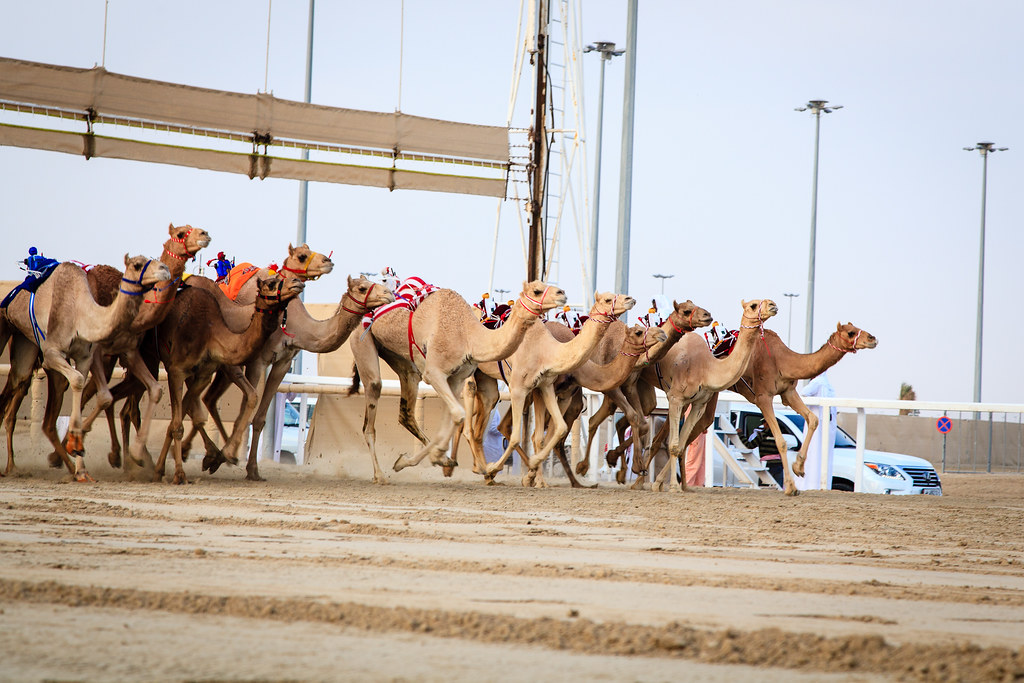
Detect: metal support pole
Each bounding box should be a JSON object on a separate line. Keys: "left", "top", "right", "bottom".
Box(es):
{"left": 805, "top": 110, "right": 821, "bottom": 354}
{"left": 527, "top": 0, "right": 548, "bottom": 282}
{"left": 974, "top": 150, "right": 988, "bottom": 405}
{"left": 614, "top": 0, "right": 638, "bottom": 298}
{"left": 588, "top": 56, "right": 607, "bottom": 305}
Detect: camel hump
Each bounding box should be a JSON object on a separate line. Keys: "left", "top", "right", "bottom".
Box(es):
{"left": 218, "top": 263, "right": 261, "bottom": 301}
{"left": 87, "top": 264, "right": 124, "bottom": 306}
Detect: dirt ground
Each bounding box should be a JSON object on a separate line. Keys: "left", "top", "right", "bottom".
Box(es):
{"left": 2, "top": 447, "right": 1024, "bottom": 682}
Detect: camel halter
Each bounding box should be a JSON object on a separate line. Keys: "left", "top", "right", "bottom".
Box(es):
{"left": 518, "top": 286, "right": 552, "bottom": 316}
{"left": 164, "top": 227, "right": 195, "bottom": 262}
{"left": 739, "top": 300, "right": 773, "bottom": 356}
{"left": 341, "top": 282, "right": 377, "bottom": 316}
{"left": 144, "top": 276, "right": 181, "bottom": 304}
{"left": 670, "top": 306, "right": 698, "bottom": 336}
{"left": 590, "top": 295, "right": 619, "bottom": 324}
{"left": 620, "top": 330, "right": 648, "bottom": 359}
{"left": 279, "top": 250, "right": 331, "bottom": 281}
{"left": 828, "top": 330, "right": 861, "bottom": 354}
{"left": 119, "top": 259, "right": 155, "bottom": 296}
{"left": 255, "top": 279, "right": 284, "bottom": 313}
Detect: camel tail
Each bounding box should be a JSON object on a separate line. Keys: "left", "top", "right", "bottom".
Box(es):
{"left": 348, "top": 364, "right": 361, "bottom": 396}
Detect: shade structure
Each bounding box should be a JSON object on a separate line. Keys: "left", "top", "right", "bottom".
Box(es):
{"left": 0, "top": 57, "right": 510, "bottom": 197}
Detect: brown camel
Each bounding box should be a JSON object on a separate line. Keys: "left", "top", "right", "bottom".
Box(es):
{"left": 467, "top": 322, "right": 668, "bottom": 487}
{"left": 184, "top": 244, "right": 333, "bottom": 332}
{"left": 349, "top": 280, "right": 566, "bottom": 484}
{"left": 726, "top": 322, "right": 878, "bottom": 492}
{"left": 477, "top": 292, "right": 635, "bottom": 486}
{"left": 197, "top": 276, "right": 394, "bottom": 481}
{"left": 74, "top": 225, "right": 212, "bottom": 471}
{"left": 0, "top": 255, "right": 172, "bottom": 480}
{"left": 153, "top": 274, "right": 304, "bottom": 484}
{"left": 636, "top": 299, "right": 778, "bottom": 493}
{"left": 575, "top": 300, "right": 714, "bottom": 480}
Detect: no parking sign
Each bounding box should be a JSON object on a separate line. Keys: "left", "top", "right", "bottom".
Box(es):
{"left": 936, "top": 416, "right": 953, "bottom": 434}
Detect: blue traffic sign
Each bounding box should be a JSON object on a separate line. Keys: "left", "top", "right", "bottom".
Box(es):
{"left": 936, "top": 416, "right": 953, "bottom": 434}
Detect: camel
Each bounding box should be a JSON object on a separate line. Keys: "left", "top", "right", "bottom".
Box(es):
{"left": 73, "top": 225, "right": 212, "bottom": 471}
{"left": 476, "top": 292, "right": 635, "bottom": 486}
{"left": 196, "top": 276, "right": 394, "bottom": 481}
{"left": 635, "top": 299, "right": 778, "bottom": 493}
{"left": 466, "top": 322, "right": 668, "bottom": 487}
{"left": 574, "top": 300, "right": 714, "bottom": 480}
{"left": 0, "top": 255, "right": 172, "bottom": 480}
{"left": 348, "top": 280, "right": 566, "bottom": 484}
{"left": 726, "top": 322, "right": 878, "bottom": 493}
{"left": 153, "top": 274, "right": 304, "bottom": 484}
{"left": 184, "top": 243, "right": 333, "bottom": 332}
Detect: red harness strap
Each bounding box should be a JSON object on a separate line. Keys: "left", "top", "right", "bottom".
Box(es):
{"left": 408, "top": 311, "right": 426, "bottom": 362}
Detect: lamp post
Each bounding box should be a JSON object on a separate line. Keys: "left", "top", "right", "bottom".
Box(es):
{"left": 583, "top": 41, "right": 623, "bottom": 305}
{"left": 795, "top": 99, "right": 842, "bottom": 353}
{"left": 652, "top": 273, "right": 674, "bottom": 295}
{"left": 963, "top": 141, "right": 1008, "bottom": 404}
{"left": 783, "top": 292, "right": 799, "bottom": 347}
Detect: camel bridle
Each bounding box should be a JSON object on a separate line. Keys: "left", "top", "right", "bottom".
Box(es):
{"left": 280, "top": 250, "right": 332, "bottom": 281}
{"left": 828, "top": 329, "right": 861, "bottom": 354}
{"left": 739, "top": 300, "right": 770, "bottom": 335}
{"left": 164, "top": 227, "right": 198, "bottom": 262}
{"left": 254, "top": 278, "right": 285, "bottom": 313}
{"left": 670, "top": 306, "right": 699, "bottom": 335}
{"left": 341, "top": 282, "right": 377, "bottom": 316}
{"left": 119, "top": 259, "right": 156, "bottom": 296}
{"left": 591, "top": 295, "right": 620, "bottom": 324}
{"left": 518, "top": 286, "right": 553, "bottom": 316}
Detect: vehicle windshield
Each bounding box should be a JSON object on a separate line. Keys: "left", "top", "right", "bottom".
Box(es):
{"left": 784, "top": 414, "right": 858, "bottom": 448}
{"left": 284, "top": 402, "right": 301, "bottom": 427}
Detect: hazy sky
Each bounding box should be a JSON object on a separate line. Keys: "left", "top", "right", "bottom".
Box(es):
{"left": 1, "top": 1, "right": 1021, "bottom": 405}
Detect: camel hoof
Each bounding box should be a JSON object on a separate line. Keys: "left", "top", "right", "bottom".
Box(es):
{"left": 202, "top": 453, "right": 224, "bottom": 474}
{"left": 74, "top": 469, "right": 96, "bottom": 483}
{"left": 784, "top": 484, "right": 800, "bottom": 497}
{"left": 521, "top": 474, "right": 535, "bottom": 488}
{"left": 47, "top": 451, "right": 63, "bottom": 468}
{"left": 792, "top": 462, "right": 806, "bottom": 478}
{"left": 393, "top": 455, "right": 410, "bottom": 472}
{"left": 108, "top": 450, "right": 122, "bottom": 469}
{"left": 615, "top": 467, "right": 627, "bottom": 485}
{"left": 605, "top": 450, "right": 621, "bottom": 468}
{"left": 442, "top": 465, "right": 454, "bottom": 477}
{"left": 629, "top": 478, "right": 645, "bottom": 491}
{"left": 432, "top": 457, "right": 456, "bottom": 470}
{"left": 245, "top": 470, "right": 265, "bottom": 482}
{"left": 372, "top": 474, "right": 390, "bottom": 485}
{"left": 651, "top": 481, "right": 665, "bottom": 493}
{"left": 575, "top": 460, "right": 590, "bottom": 476}
{"left": 171, "top": 472, "right": 188, "bottom": 485}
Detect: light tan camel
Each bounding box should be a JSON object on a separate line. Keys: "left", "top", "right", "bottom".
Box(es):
{"left": 637, "top": 299, "right": 778, "bottom": 493}
{"left": 153, "top": 274, "right": 304, "bottom": 484}
{"left": 726, "top": 322, "right": 878, "bottom": 493}
{"left": 348, "top": 281, "right": 566, "bottom": 484}
{"left": 75, "top": 225, "right": 211, "bottom": 471}
{"left": 185, "top": 244, "right": 333, "bottom": 332}
{"left": 197, "top": 276, "right": 394, "bottom": 481}
{"left": 460, "top": 321, "right": 667, "bottom": 488}
{"left": 1, "top": 256, "right": 172, "bottom": 480}
{"left": 478, "top": 292, "right": 635, "bottom": 486}
{"left": 575, "top": 300, "right": 714, "bottom": 480}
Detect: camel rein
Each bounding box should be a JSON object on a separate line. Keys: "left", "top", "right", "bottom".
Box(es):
{"left": 518, "top": 286, "right": 552, "bottom": 316}
{"left": 279, "top": 250, "right": 331, "bottom": 281}
{"left": 164, "top": 227, "right": 195, "bottom": 262}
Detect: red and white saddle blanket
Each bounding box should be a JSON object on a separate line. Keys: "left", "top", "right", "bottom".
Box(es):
{"left": 361, "top": 276, "right": 440, "bottom": 329}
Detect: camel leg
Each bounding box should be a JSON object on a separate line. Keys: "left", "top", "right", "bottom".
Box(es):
{"left": 484, "top": 385, "right": 530, "bottom": 483}
{"left": 555, "top": 388, "right": 595, "bottom": 489}
{"left": 1, "top": 335, "right": 40, "bottom": 476}
{"left": 79, "top": 353, "right": 116, "bottom": 437}
{"left": 653, "top": 398, "right": 708, "bottom": 493}
{"left": 218, "top": 365, "right": 258, "bottom": 475}
{"left": 200, "top": 368, "right": 234, "bottom": 444}
{"left": 243, "top": 356, "right": 294, "bottom": 482}
{"left": 525, "top": 384, "right": 570, "bottom": 482}
{"left": 652, "top": 397, "right": 686, "bottom": 493}
{"left": 156, "top": 369, "right": 188, "bottom": 484}
{"left": 350, "top": 333, "right": 392, "bottom": 484}
{"left": 464, "top": 372, "right": 499, "bottom": 475}
{"left": 579, "top": 395, "right": 615, "bottom": 475}
{"left": 779, "top": 388, "right": 817, "bottom": 495}
{"left": 38, "top": 345, "right": 92, "bottom": 482}
{"left": 393, "top": 366, "right": 466, "bottom": 472}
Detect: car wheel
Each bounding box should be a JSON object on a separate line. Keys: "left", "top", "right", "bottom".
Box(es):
{"left": 831, "top": 478, "right": 854, "bottom": 492}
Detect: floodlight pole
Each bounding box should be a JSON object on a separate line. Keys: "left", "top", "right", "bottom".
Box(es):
{"left": 614, "top": 0, "right": 638, "bottom": 300}
{"left": 795, "top": 100, "right": 841, "bottom": 354}
{"left": 652, "top": 273, "right": 673, "bottom": 295}
{"left": 584, "top": 41, "right": 623, "bottom": 306}
{"left": 964, "top": 141, "right": 1008, "bottom": 404}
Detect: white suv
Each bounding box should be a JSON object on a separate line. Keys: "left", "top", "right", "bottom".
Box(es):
{"left": 718, "top": 402, "right": 942, "bottom": 495}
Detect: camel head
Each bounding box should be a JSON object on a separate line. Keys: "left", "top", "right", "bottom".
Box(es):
{"left": 590, "top": 292, "right": 636, "bottom": 320}
{"left": 122, "top": 253, "right": 172, "bottom": 289}
{"left": 285, "top": 243, "right": 334, "bottom": 280}
{"left": 831, "top": 322, "right": 878, "bottom": 353}
{"left": 669, "top": 299, "right": 713, "bottom": 332}
{"left": 739, "top": 299, "right": 778, "bottom": 326}
{"left": 624, "top": 324, "right": 668, "bottom": 354}
{"left": 345, "top": 274, "right": 396, "bottom": 311}
{"left": 519, "top": 280, "right": 568, "bottom": 315}
{"left": 167, "top": 223, "right": 211, "bottom": 254}
{"left": 255, "top": 274, "right": 305, "bottom": 310}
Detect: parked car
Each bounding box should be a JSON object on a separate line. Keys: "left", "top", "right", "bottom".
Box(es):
{"left": 718, "top": 402, "right": 942, "bottom": 495}
{"left": 279, "top": 398, "right": 316, "bottom": 465}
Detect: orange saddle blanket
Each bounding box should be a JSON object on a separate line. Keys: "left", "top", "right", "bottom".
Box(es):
{"left": 218, "top": 263, "right": 263, "bottom": 301}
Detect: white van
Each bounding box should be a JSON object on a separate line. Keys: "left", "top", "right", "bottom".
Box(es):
{"left": 717, "top": 402, "right": 942, "bottom": 495}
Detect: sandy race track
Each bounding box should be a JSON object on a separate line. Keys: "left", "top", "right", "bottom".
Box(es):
{"left": 1, "top": 456, "right": 1023, "bottom": 682}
